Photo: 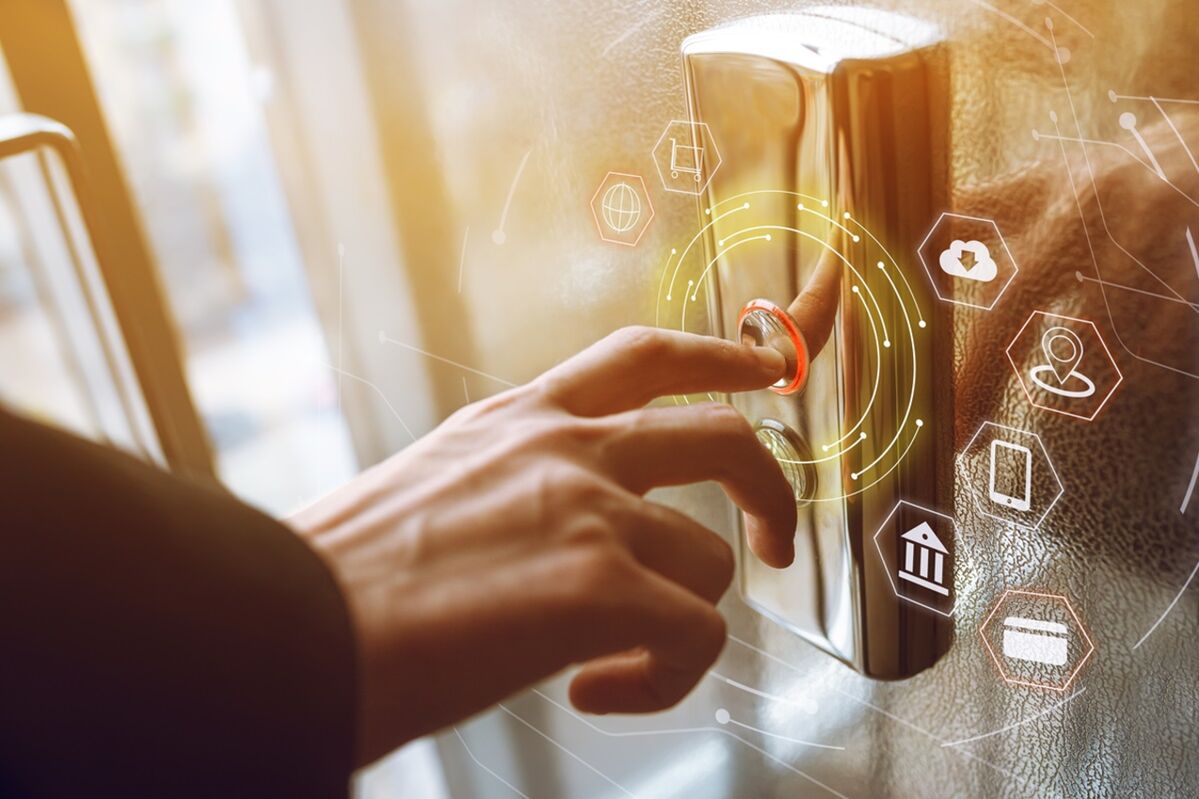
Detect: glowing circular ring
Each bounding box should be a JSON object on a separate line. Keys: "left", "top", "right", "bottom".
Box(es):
{"left": 737, "top": 298, "right": 809, "bottom": 395}
{"left": 653, "top": 189, "right": 926, "bottom": 502}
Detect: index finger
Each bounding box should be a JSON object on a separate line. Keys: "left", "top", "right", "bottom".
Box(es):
{"left": 596, "top": 404, "right": 796, "bottom": 568}
{"left": 540, "top": 326, "right": 785, "bottom": 417}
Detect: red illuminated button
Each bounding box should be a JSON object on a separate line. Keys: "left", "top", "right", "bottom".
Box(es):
{"left": 738, "top": 299, "right": 809, "bottom": 395}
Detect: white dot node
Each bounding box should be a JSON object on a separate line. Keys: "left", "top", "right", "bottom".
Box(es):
{"left": 1049, "top": 110, "right": 1058, "bottom": 123}
{"left": 850, "top": 472, "right": 859, "bottom": 480}
{"left": 705, "top": 208, "right": 712, "bottom": 215}
{"left": 842, "top": 211, "right": 851, "bottom": 220}
{"left": 852, "top": 286, "right": 860, "bottom": 293}
{"left": 877, "top": 261, "right": 885, "bottom": 269}
{"left": 884, "top": 340, "right": 892, "bottom": 348}
{"left": 918, "top": 320, "right": 927, "bottom": 328}
{"left": 1056, "top": 46, "right": 1070, "bottom": 65}
{"left": 1118, "top": 112, "right": 1137, "bottom": 130}
{"left": 1107, "top": 89, "right": 1117, "bottom": 103}
{"left": 821, "top": 200, "right": 829, "bottom": 207}
{"left": 671, "top": 248, "right": 677, "bottom": 254}
{"left": 765, "top": 234, "right": 772, "bottom": 241}
{"left": 491, "top": 229, "right": 506, "bottom": 245}
{"left": 798, "top": 203, "right": 805, "bottom": 210}
{"left": 715, "top": 708, "right": 730, "bottom": 725}
{"left": 1032, "top": 129, "right": 1040, "bottom": 140}
{"left": 916, "top": 419, "right": 925, "bottom": 427}
{"left": 743, "top": 203, "right": 750, "bottom": 209}
{"left": 852, "top": 235, "right": 861, "bottom": 243}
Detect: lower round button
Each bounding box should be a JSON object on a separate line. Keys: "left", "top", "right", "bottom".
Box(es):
{"left": 754, "top": 418, "right": 817, "bottom": 504}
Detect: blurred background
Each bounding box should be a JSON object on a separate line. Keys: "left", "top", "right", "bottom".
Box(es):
{"left": 0, "top": 1, "right": 1195, "bottom": 796}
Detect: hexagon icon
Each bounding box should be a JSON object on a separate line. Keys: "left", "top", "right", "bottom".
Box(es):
{"left": 652, "top": 120, "right": 721, "bottom": 195}
{"left": 917, "top": 212, "right": 1018, "bottom": 311}
{"left": 872, "top": 501, "right": 959, "bottom": 617}
{"left": 1005, "top": 311, "right": 1124, "bottom": 422}
{"left": 590, "top": 172, "right": 654, "bottom": 247}
{"left": 979, "top": 588, "right": 1095, "bottom": 691}
{"left": 957, "top": 422, "right": 1064, "bottom": 531}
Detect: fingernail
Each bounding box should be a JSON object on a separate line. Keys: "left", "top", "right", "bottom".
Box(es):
{"left": 752, "top": 345, "right": 785, "bottom": 376}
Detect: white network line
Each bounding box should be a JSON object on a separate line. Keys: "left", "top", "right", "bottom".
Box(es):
{"left": 940, "top": 687, "right": 1087, "bottom": 747}
{"left": 379, "top": 332, "right": 518, "bottom": 387}
{"left": 1041, "top": 21, "right": 1199, "bottom": 381}
{"left": 492, "top": 148, "right": 532, "bottom": 245}
{"left": 1182, "top": 447, "right": 1199, "bottom": 514}
{"left": 1132, "top": 558, "right": 1199, "bottom": 651}
{"left": 724, "top": 635, "right": 1039, "bottom": 793}
{"left": 322, "top": 364, "right": 417, "bottom": 442}
{"left": 497, "top": 703, "right": 635, "bottom": 797}
{"left": 530, "top": 687, "right": 850, "bottom": 799}
{"left": 452, "top": 726, "right": 530, "bottom": 798}
{"left": 706, "top": 670, "right": 818, "bottom": 714}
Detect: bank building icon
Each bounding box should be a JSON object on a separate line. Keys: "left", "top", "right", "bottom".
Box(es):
{"left": 898, "top": 522, "right": 950, "bottom": 597}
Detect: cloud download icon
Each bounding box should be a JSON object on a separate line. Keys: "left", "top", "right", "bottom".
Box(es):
{"left": 938, "top": 239, "right": 997, "bottom": 282}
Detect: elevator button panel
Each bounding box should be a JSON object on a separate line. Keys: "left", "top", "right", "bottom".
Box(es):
{"left": 684, "top": 7, "right": 953, "bottom": 679}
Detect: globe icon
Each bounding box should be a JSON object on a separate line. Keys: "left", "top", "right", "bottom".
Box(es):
{"left": 601, "top": 182, "right": 642, "bottom": 233}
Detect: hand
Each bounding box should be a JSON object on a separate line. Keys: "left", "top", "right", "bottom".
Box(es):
{"left": 289, "top": 327, "right": 796, "bottom": 765}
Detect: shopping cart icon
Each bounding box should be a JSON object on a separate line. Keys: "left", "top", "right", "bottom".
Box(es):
{"left": 653, "top": 121, "right": 722, "bottom": 194}
{"left": 669, "top": 137, "right": 704, "bottom": 182}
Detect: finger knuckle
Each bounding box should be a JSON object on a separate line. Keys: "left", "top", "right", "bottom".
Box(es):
{"left": 448, "top": 383, "right": 526, "bottom": 423}
{"left": 571, "top": 542, "right": 637, "bottom": 596}
{"left": 535, "top": 370, "right": 571, "bottom": 406}
{"left": 562, "top": 512, "right": 618, "bottom": 549}
{"left": 528, "top": 461, "right": 592, "bottom": 517}
{"left": 703, "top": 403, "right": 753, "bottom": 439}
{"left": 723, "top": 337, "right": 761, "bottom": 367}
{"left": 518, "top": 415, "right": 596, "bottom": 459}
{"left": 553, "top": 465, "right": 610, "bottom": 505}
{"left": 612, "top": 325, "right": 671, "bottom": 361}
{"left": 562, "top": 416, "right": 608, "bottom": 449}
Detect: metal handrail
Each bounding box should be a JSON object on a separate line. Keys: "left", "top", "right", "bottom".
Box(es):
{"left": 0, "top": 112, "right": 207, "bottom": 473}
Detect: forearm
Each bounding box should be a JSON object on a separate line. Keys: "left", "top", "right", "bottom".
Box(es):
{"left": 0, "top": 408, "right": 358, "bottom": 796}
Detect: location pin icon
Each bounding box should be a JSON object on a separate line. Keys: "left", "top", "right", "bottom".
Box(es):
{"left": 1041, "top": 326, "right": 1084, "bottom": 384}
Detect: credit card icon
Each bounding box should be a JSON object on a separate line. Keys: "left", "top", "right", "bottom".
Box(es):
{"left": 1002, "top": 616, "right": 1069, "bottom": 666}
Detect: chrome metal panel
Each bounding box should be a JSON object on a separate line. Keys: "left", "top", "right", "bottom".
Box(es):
{"left": 684, "top": 8, "right": 953, "bottom": 678}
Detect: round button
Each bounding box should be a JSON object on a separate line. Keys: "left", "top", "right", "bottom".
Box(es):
{"left": 755, "top": 418, "right": 817, "bottom": 504}
{"left": 738, "top": 299, "right": 809, "bottom": 395}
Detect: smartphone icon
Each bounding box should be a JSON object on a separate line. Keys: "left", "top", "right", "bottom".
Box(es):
{"left": 989, "top": 439, "right": 1032, "bottom": 512}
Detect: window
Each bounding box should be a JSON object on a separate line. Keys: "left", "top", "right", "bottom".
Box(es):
{"left": 67, "top": 0, "right": 358, "bottom": 513}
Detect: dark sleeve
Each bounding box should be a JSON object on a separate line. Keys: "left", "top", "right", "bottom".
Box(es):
{"left": 0, "top": 407, "right": 358, "bottom": 797}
